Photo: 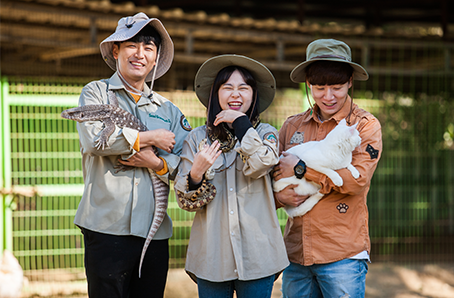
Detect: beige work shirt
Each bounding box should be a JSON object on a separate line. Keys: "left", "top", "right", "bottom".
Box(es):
{"left": 74, "top": 73, "right": 191, "bottom": 239}
{"left": 174, "top": 123, "right": 289, "bottom": 282}
{"left": 277, "top": 96, "right": 382, "bottom": 266}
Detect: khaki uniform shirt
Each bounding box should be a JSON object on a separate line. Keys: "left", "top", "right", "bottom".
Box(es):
{"left": 74, "top": 73, "right": 191, "bottom": 239}
{"left": 175, "top": 123, "right": 289, "bottom": 282}
{"left": 277, "top": 97, "right": 382, "bottom": 266}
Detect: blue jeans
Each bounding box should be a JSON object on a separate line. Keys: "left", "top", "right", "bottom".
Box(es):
{"left": 281, "top": 259, "right": 368, "bottom": 298}
{"left": 197, "top": 275, "right": 275, "bottom": 298}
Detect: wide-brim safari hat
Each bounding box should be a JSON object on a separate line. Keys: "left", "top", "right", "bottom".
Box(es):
{"left": 100, "top": 12, "right": 174, "bottom": 82}
{"left": 290, "top": 39, "right": 369, "bottom": 83}
{"left": 195, "top": 54, "right": 276, "bottom": 113}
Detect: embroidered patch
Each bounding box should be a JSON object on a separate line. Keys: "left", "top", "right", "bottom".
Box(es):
{"left": 337, "top": 203, "right": 349, "bottom": 213}
{"left": 290, "top": 131, "right": 304, "bottom": 144}
{"left": 264, "top": 132, "right": 277, "bottom": 144}
{"left": 366, "top": 144, "right": 379, "bottom": 159}
{"left": 180, "top": 115, "right": 192, "bottom": 131}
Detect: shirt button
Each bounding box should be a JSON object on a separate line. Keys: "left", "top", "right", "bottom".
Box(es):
{"left": 234, "top": 269, "right": 238, "bottom": 273}
{"left": 231, "top": 231, "right": 234, "bottom": 236}
{"left": 230, "top": 210, "right": 234, "bottom": 215}
{"left": 229, "top": 188, "right": 233, "bottom": 192}
{"left": 135, "top": 182, "right": 139, "bottom": 186}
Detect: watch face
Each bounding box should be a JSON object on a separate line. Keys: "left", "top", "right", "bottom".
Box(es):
{"left": 295, "top": 166, "right": 304, "bottom": 174}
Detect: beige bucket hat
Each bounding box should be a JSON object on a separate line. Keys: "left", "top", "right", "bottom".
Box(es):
{"left": 195, "top": 54, "right": 276, "bottom": 113}
{"left": 100, "top": 12, "right": 174, "bottom": 82}
{"left": 290, "top": 39, "right": 369, "bottom": 83}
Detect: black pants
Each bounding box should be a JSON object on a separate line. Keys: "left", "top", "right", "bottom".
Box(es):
{"left": 82, "top": 228, "right": 169, "bottom": 298}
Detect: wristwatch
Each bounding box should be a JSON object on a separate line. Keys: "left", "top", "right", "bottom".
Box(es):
{"left": 294, "top": 159, "right": 307, "bottom": 179}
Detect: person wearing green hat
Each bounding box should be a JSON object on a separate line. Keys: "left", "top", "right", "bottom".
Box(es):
{"left": 73, "top": 12, "right": 191, "bottom": 297}
{"left": 273, "top": 39, "right": 382, "bottom": 297}
{"left": 174, "top": 54, "right": 289, "bottom": 298}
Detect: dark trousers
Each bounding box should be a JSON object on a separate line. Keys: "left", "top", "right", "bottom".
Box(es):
{"left": 81, "top": 228, "right": 169, "bottom": 298}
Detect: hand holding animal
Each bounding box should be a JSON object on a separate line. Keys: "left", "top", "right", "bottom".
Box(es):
{"left": 61, "top": 91, "right": 170, "bottom": 277}
{"left": 273, "top": 119, "right": 361, "bottom": 218}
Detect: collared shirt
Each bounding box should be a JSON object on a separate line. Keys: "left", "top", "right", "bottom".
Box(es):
{"left": 277, "top": 97, "right": 382, "bottom": 266}
{"left": 174, "top": 123, "right": 289, "bottom": 282}
{"left": 74, "top": 73, "right": 191, "bottom": 239}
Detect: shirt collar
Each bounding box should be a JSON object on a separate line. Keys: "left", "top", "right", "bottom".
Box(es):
{"left": 108, "top": 72, "right": 159, "bottom": 106}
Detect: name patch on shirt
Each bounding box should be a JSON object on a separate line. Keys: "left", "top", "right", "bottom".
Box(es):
{"left": 148, "top": 114, "right": 171, "bottom": 123}
{"left": 180, "top": 115, "right": 192, "bottom": 131}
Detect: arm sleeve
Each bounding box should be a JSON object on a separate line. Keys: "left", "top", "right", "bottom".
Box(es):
{"left": 154, "top": 105, "right": 191, "bottom": 184}
{"left": 232, "top": 115, "right": 253, "bottom": 142}
{"left": 174, "top": 130, "right": 216, "bottom": 212}
{"left": 77, "top": 84, "right": 138, "bottom": 157}
{"left": 305, "top": 116, "right": 383, "bottom": 195}
{"left": 235, "top": 124, "right": 279, "bottom": 179}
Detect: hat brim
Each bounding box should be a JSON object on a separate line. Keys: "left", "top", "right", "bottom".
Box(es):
{"left": 195, "top": 55, "right": 276, "bottom": 113}
{"left": 100, "top": 18, "right": 174, "bottom": 82}
{"left": 290, "top": 58, "right": 369, "bottom": 83}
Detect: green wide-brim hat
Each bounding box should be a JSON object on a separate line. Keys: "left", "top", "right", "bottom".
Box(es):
{"left": 194, "top": 54, "right": 276, "bottom": 113}
{"left": 290, "top": 39, "right": 369, "bottom": 83}
{"left": 100, "top": 12, "right": 174, "bottom": 82}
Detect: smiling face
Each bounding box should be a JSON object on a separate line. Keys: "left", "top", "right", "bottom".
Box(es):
{"left": 308, "top": 79, "right": 352, "bottom": 121}
{"left": 112, "top": 40, "right": 158, "bottom": 89}
{"left": 218, "top": 69, "right": 254, "bottom": 114}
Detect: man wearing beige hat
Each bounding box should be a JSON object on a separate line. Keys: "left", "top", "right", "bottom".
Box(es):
{"left": 73, "top": 12, "right": 191, "bottom": 297}
{"left": 273, "top": 39, "right": 382, "bottom": 297}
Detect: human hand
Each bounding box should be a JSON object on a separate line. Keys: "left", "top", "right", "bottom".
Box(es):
{"left": 272, "top": 152, "right": 300, "bottom": 181}
{"left": 190, "top": 140, "right": 222, "bottom": 184}
{"left": 213, "top": 110, "right": 245, "bottom": 126}
{"left": 118, "top": 146, "right": 161, "bottom": 170}
{"left": 275, "top": 184, "right": 309, "bottom": 207}
{"left": 140, "top": 129, "right": 175, "bottom": 153}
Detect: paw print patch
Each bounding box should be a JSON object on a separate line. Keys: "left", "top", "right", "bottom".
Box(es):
{"left": 337, "top": 203, "right": 349, "bottom": 213}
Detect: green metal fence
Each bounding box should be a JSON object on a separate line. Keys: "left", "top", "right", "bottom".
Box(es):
{"left": 1, "top": 73, "right": 454, "bottom": 280}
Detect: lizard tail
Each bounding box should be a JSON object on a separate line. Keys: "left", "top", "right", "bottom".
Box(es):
{"left": 138, "top": 170, "right": 169, "bottom": 278}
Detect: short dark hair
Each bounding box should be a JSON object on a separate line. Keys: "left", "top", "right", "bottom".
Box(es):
{"left": 305, "top": 61, "right": 353, "bottom": 85}
{"left": 207, "top": 66, "right": 259, "bottom": 142}
{"left": 115, "top": 25, "right": 162, "bottom": 48}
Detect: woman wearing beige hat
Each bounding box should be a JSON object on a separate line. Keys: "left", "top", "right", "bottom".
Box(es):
{"left": 174, "top": 54, "right": 289, "bottom": 298}
{"left": 273, "top": 39, "right": 382, "bottom": 297}
{"left": 73, "top": 12, "right": 191, "bottom": 297}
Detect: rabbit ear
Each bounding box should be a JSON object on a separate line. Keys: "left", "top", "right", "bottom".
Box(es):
{"left": 339, "top": 118, "right": 347, "bottom": 125}
{"left": 351, "top": 122, "right": 358, "bottom": 129}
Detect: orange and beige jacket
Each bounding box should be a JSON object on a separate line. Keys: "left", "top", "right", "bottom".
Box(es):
{"left": 277, "top": 96, "right": 382, "bottom": 266}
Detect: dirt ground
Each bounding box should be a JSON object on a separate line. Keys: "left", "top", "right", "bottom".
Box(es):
{"left": 19, "top": 263, "right": 454, "bottom": 298}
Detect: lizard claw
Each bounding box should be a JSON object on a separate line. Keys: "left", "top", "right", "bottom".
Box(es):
{"left": 95, "top": 139, "right": 108, "bottom": 150}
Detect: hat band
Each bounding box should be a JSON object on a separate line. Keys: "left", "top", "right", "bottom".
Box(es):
{"left": 311, "top": 54, "right": 351, "bottom": 62}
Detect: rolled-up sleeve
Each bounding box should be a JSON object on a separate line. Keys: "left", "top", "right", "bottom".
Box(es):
{"left": 236, "top": 124, "right": 279, "bottom": 179}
